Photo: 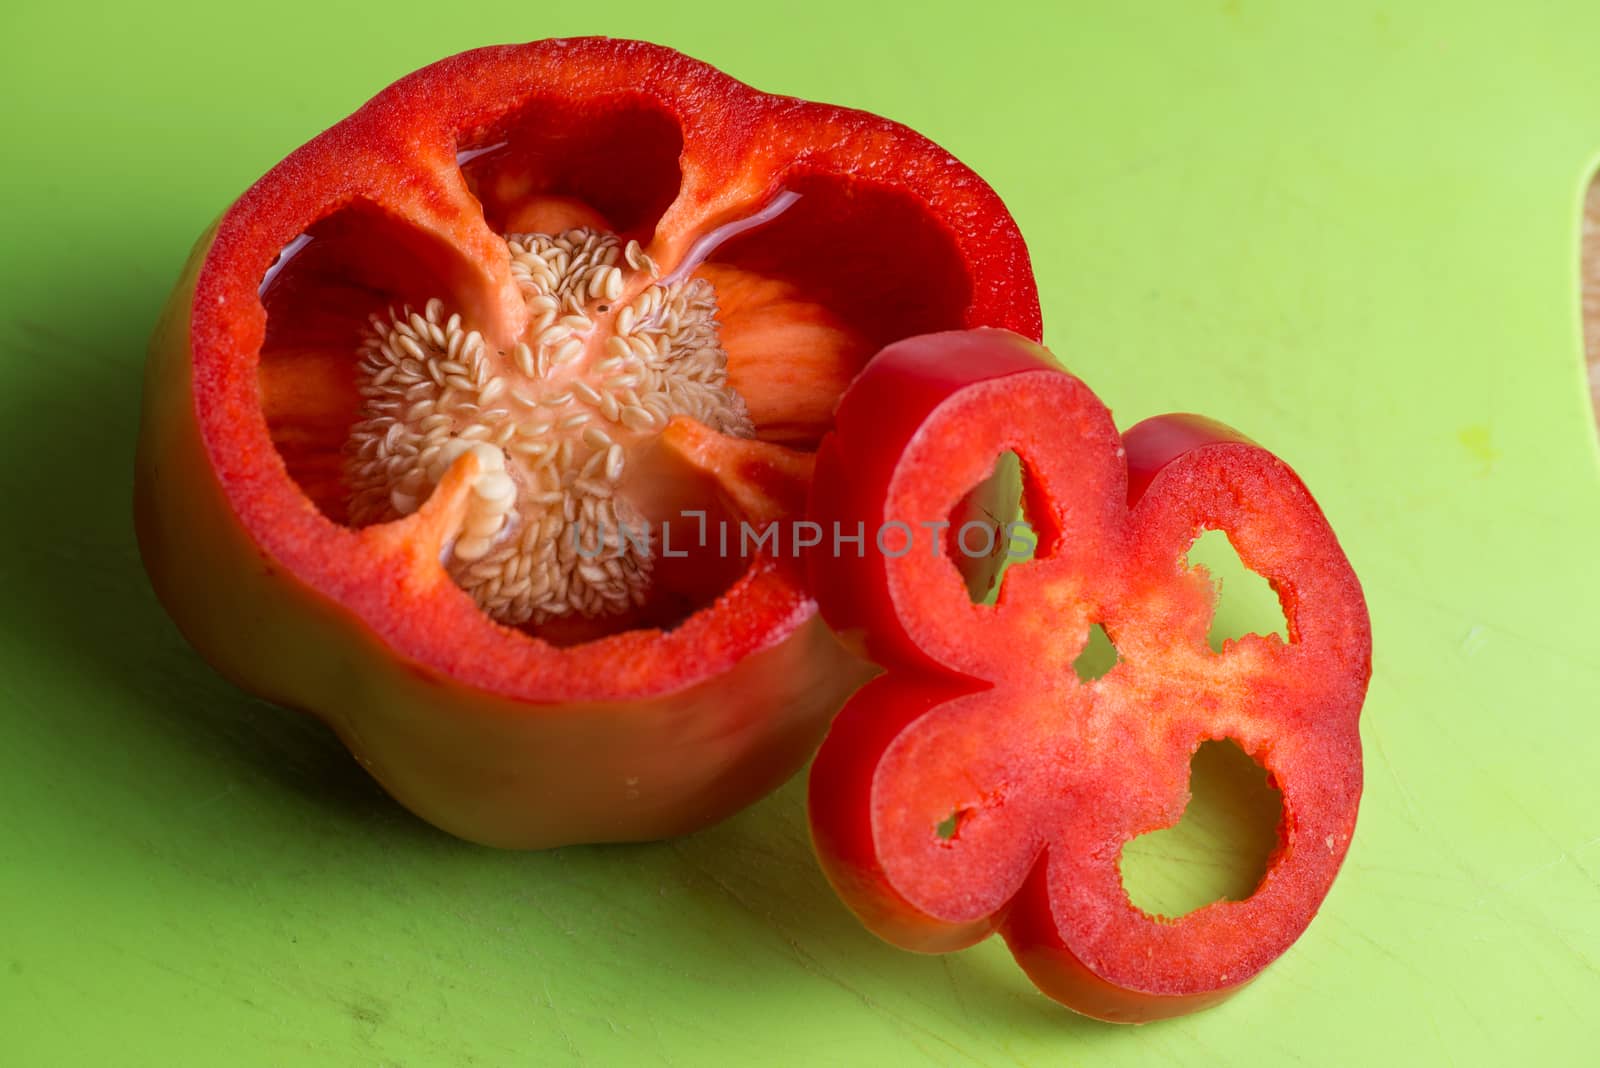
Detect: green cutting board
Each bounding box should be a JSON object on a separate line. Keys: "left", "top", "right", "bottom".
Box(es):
{"left": 3, "top": 1, "right": 1598, "bottom": 1063}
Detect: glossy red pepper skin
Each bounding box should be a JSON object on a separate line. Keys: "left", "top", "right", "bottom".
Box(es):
{"left": 135, "top": 40, "right": 1039, "bottom": 848}
{"left": 806, "top": 329, "right": 1370, "bottom": 1021}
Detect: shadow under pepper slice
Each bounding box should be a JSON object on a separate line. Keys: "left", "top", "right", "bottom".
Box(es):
{"left": 135, "top": 39, "right": 1039, "bottom": 848}
{"left": 804, "top": 329, "right": 1370, "bottom": 1022}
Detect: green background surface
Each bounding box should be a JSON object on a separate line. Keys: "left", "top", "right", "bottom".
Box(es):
{"left": 3, "top": 1, "right": 1599, "bottom": 1064}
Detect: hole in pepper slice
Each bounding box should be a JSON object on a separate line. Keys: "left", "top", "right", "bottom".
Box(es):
{"left": 134, "top": 39, "right": 1040, "bottom": 848}
{"left": 1119, "top": 738, "right": 1284, "bottom": 920}
{"left": 1187, "top": 528, "right": 1292, "bottom": 651}
{"left": 804, "top": 329, "right": 1370, "bottom": 1021}
{"left": 1072, "top": 623, "right": 1120, "bottom": 681}
{"left": 952, "top": 450, "right": 1022, "bottom": 606}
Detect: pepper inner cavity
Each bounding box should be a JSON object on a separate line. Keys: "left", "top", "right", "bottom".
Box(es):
{"left": 346, "top": 228, "right": 753, "bottom": 625}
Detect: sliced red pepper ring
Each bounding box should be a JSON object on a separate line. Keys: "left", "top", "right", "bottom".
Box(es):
{"left": 136, "top": 39, "right": 1039, "bottom": 847}
{"left": 805, "top": 329, "right": 1371, "bottom": 1022}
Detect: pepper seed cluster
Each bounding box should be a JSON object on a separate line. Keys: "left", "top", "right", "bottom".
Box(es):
{"left": 346, "top": 229, "right": 752, "bottom": 625}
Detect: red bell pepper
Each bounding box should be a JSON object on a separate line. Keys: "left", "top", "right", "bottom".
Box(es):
{"left": 806, "top": 329, "right": 1370, "bottom": 1021}
{"left": 135, "top": 39, "right": 1038, "bottom": 848}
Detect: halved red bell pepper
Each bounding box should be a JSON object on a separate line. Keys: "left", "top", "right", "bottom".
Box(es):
{"left": 135, "top": 39, "right": 1039, "bottom": 848}
{"left": 806, "top": 329, "right": 1370, "bottom": 1021}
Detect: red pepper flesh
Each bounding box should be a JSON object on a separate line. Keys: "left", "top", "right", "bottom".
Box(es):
{"left": 806, "top": 329, "right": 1370, "bottom": 1021}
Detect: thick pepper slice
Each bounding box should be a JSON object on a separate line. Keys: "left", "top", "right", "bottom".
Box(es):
{"left": 805, "top": 330, "right": 1370, "bottom": 1022}
{"left": 135, "top": 39, "right": 1039, "bottom": 848}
